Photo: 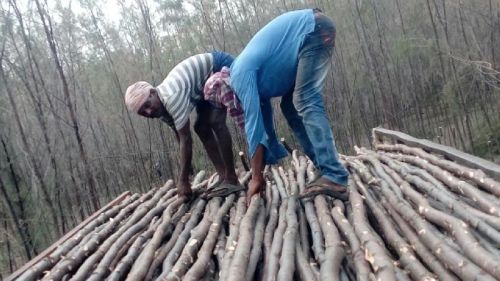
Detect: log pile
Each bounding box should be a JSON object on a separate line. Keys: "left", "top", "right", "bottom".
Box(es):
{"left": 8, "top": 132, "right": 500, "bottom": 281}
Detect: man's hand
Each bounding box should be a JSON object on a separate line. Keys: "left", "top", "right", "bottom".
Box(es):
{"left": 247, "top": 145, "right": 266, "bottom": 205}
{"left": 177, "top": 181, "right": 193, "bottom": 200}
{"left": 246, "top": 176, "right": 265, "bottom": 205}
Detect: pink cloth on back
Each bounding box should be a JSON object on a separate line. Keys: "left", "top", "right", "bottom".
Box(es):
{"left": 204, "top": 67, "right": 245, "bottom": 129}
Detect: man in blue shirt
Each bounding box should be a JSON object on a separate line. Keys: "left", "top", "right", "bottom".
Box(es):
{"left": 230, "top": 9, "right": 349, "bottom": 202}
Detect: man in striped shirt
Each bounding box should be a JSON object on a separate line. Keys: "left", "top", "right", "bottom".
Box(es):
{"left": 125, "top": 52, "right": 242, "bottom": 198}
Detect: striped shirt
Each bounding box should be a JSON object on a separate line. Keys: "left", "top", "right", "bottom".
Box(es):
{"left": 156, "top": 53, "right": 214, "bottom": 130}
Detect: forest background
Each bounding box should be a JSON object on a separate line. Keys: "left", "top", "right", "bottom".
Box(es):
{"left": 0, "top": 0, "right": 499, "bottom": 276}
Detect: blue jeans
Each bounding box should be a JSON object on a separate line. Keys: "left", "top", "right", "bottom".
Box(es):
{"left": 280, "top": 12, "right": 349, "bottom": 186}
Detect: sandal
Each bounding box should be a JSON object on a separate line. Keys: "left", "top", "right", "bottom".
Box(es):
{"left": 299, "top": 177, "right": 349, "bottom": 201}
{"left": 203, "top": 183, "right": 246, "bottom": 199}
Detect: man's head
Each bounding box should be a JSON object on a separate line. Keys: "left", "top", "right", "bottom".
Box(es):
{"left": 124, "top": 81, "right": 167, "bottom": 118}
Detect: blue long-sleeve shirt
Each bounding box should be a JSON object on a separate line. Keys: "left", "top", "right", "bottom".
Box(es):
{"left": 230, "top": 9, "right": 315, "bottom": 164}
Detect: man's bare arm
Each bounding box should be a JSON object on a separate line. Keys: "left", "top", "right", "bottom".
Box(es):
{"left": 177, "top": 121, "right": 193, "bottom": 197}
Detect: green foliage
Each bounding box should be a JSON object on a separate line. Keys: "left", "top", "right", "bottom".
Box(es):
{"left": 392, "top": 38, "right": 432, "bottom": 61}
{"left": 441, "top": 79, "right": 461, "bottom": 113}
{"left": 472, "top": 123, "right": 500, "bottom": 161}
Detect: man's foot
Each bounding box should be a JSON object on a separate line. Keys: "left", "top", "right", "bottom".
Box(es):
{"left": 299, "top": 176, "right": 349, "bottom": 201}
{"left": 177, "top": 185, "right": 193, "bottom": 200}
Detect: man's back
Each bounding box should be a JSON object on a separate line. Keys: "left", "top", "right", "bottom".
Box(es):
{"left": 231, "top": 9, "right": 315, "bottom": 98}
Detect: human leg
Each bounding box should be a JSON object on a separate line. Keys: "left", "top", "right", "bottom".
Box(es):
{"left": 194, "top": 102, "right": 227, "bottom": 179}
{"left": 293, "top": 13, "right": 349, "bottom": 188}
{"left": 280, "top": 90, "right": 317, "bottom": 164}
{"left": 207, "top": 106, "right": 239, "bottom": 185}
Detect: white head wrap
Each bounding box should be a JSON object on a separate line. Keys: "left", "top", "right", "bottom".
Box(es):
{"left": 124, "top": 81, "right": 154, "bottom": 113}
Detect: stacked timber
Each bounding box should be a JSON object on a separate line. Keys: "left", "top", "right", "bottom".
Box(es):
{"left": 7, "top": 129, "right": 500, "bottom": 281}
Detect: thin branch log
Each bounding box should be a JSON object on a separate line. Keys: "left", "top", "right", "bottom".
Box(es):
{"left": 376, "top": 143, "right": 500, "bottom": 195}
{"left": 331, "top": 200, "right": 372, "bottom": 281}
{"left": 184, "top": 195, "right": 236, "bottom": 281}
{"left": 164, "top": 199, "right": 221, "bottom": 280}
{"left": 314, "top": 196, "right": 345, "bottom": 281}
{"left": 245, "top": 205, "right": 266, "bottom": 281}
{"left": 219, "top": 194, "right": 247, "bottom": 281}
{"left": 348, "top": 177, "right": 396, "bottom": 281}
{"left": 227, "top": 196, "right": 263, "bottom": 281}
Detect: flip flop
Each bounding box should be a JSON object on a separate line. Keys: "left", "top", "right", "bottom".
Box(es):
{"left": 299, "top": 178, "right": 349, "bottom": 201}
{"left": 204, "top": 183, "right": 246, "bottom": 199}
{"left": 205, "top": 177, "right": 223, "bottom": 192}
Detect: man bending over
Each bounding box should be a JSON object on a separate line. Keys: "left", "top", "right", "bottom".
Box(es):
{"left": 125, "top": 52, "right": 243, "bottom": 198}
{"left": 230, "top": 9, "right": 350, "bottom": 203}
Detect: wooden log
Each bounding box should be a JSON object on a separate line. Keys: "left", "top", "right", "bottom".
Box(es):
{"left": 293, "top": 155, "right": 311, "bottom": 259}
{"left": 379, "top": 199, "right": 459, "bottom": 281}
{"left": 44, "top": 188, "right": 173, "bottom": 281}
{"left": 380, "top": 165, "right": 500, "bottom": 278}
{"left": 331, "top": 200, "right": 371, "bottom": 281}
{"left": 352, "top": 164, "right": 437, "bottom": 281}
{"left": 314, "top": 196, "right": 344, "bottom": 281}
{"left": 184, "top": 195, "right": 236, "bottom": 281}
{"left": 295, "top": 241, "right": 317, "bottom": 281}
{"left": 385, "top": 152, "right": 500, "bottom": 216}
{"left": 202, "top": 259, "right": 216, "bottom": 281}
{"left": 303, "top": 197, "right": 325, "bottom": 263}
{"left": 272, "top": 167, "right": 288, "bottom": 199}
{"left": 192, "top": 170, "right": 207, "bottom": 186}
{"left": 359, "top": 168, "right": 497, "bottom": 280}
{"left": 349, "top": 177, "right": 396, "bottom": 281}
{"left": 214, "top": 227, "right": 227, "bottom": 266}
{"left": 126, "top": 196, "right": 187, "bottom": 281}
{"left": 370, "top": 150, "right": 500, "bottom": 231}
{"left": 263, "top": 200, "right": 288, "bottom": 281}
{"left": 219, "top": 194, "right": 247, "bottom": 281}
{"left": 280, "top": 137, "right": 294, "bottom": 154}
{"left": 108, "top": 229, "right": 142, "bottom": 271}
{"left": 13, "top": 191, "right": 136, "bottom": 281}
{"left": 245, "top": 205, "right": 266, "bottom": 281}
{"left": 376, "top": 142, "right": 500, "bottom": 193}
{"left": 144, "top": 207, "right": 192, "bottom": 280}
{"left": 227, "top": 196, "right": 262, "bottom": 281}
{"left": 164, "top": 199, "right": 221, "bottom": 280}
{"left": 69, "top": 190, "right": 173, "bottom": 281}
{"left": 157, "top": 200, "right": 207, "bottom": 278}
{"left": 371, "top": 127, "right": 500, "bottom": 180}
{"left": 306, "top": 160, "right": 317, "bottom": 183}
{"left": 300, "top": 159, "right": 326, "bottom": 266}
{"left": 375, "top": 154, "right": 500, "bottom": 243}
{"left": 277, "top": 174, "right": 298, "bottom": 281}
{"left": 87, "top": 188, "right": 177, "bottom": 281}
{"left": 106, "top": 220, "right": 161, "bottom": 281}
{"left": 263, "top": 183, "right": 280, "bottom": 276}
{"left": 239, "top": 151, "right": 250, "bottom": 172}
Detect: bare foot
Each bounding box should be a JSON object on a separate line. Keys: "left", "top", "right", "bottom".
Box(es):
{"left": 177, "top": 182, "right": 193, "bottom": 200}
